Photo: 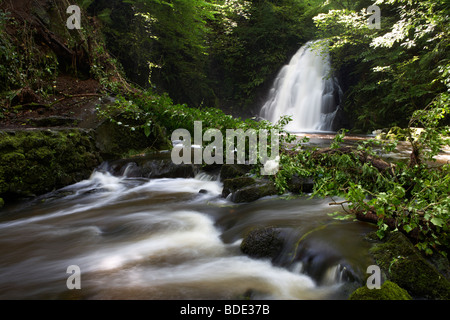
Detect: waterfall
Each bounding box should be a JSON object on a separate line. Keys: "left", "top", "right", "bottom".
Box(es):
{"left": 260, "top": 41, "right": 342, "bottom": 132}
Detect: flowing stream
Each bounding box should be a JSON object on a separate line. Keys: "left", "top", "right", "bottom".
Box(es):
{"left": 0, "top": 155, "right": 377, "bottom": 300}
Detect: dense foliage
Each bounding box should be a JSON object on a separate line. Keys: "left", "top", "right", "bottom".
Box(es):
{"left": 0, "top": 9, "right": 58, "bottom": 103}
{"left": 313, "top": 0, "right": 450, "bottom": 132}
{"left": 87, "top": 0, "right": 320, "bottom": 113}
{"left": 277, "top": 132, "right": 449, "bottom": 257}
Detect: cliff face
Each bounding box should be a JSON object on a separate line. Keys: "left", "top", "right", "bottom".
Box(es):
{"left": 0, "top": 1, "right": 167, "bottom": 206}
{"left": 0, "top": 0, "right": 130, "bottom": 112}
{"left": 1, "top": 0, "right": 92, "bottom": 76}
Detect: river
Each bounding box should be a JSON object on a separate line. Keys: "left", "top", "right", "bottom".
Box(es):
{"left": 2, "top": 131, "right": 449, "bottom": 300}
{"left": 0, "top": 152, "right": 378, "bottom": 300}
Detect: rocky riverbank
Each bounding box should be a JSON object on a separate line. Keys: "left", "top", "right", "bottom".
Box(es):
{"left": 0, "top": 114, "right": 170, "bottom": 206}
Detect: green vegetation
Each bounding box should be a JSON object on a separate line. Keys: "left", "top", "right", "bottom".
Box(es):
{"left": 349, "top": 281, "right": 412, "bottom": 300}
{"left": 269, "top": 125, "right": 449, "bottom": 257}
{"left": 91, "top": 0, "right": 450, "bottom": 257}
{"left": 86, "top": 0, "right": 318, "bottom": 112}
{"left": 0, "top": 129, "right": 101, "bottom": 198}
{"left": 96, "top": 88, "right": 292, "bottom": 166}
{"left": 313, "top": 0, "right": 450, "bottom": 132}
{"left": 0, "top": 1, "right": 448, "bottom": 297}
{"left": 95, "top": 81, "right": 449, "bottom": 257}
{"left": 369, "top": 232, "right": 450, "bottom": 299}
{"left": 0, "top": 9, "right": 58, "bottom": 106}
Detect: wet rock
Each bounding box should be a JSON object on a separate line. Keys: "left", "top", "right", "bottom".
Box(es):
{"left": 230, "top": 180, "right": 278, "bottom": 203}
{"left": 222, "top": 177, "right": 257, "bottom": 198}
{"left": 202, "top": 163, "right": 222, "bottom": 174}
{"left": 109, "top": 155, "right": 200, "bottom": 179}
{"left": 240, "top": 227, "right": 285, "bottom": 261}
{"left": 141, "top": 159, "right": 199, "bottom": 179}
{"left": 330, "top": 106, "right": 350, "bottom": 132}
{"left": 220, "top": 164, "right": 253, "bottom": 181}
{"left": 369, "top": 231, "right": 450, "bottom": 299}
{"left": 349, "top": 281, "right": 412, "bottom": 300}
{"left": 118, "top": 162, "right": 142, "bottom": 178}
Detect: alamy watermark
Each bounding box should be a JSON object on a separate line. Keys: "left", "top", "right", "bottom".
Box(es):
{"left": 66, "top": 265, "right": 81, "bottom": 290}
{"left": 367, "top": 5, "right": 381, "bottom": 30}
{"left": 66, "top": 5, "right": 81, "bottom": 30}
{"left": 171, "top": 121, "right": 280, "bottom": 175}
{"left": 366, "top": 265, "right": 381, "bottom": 289}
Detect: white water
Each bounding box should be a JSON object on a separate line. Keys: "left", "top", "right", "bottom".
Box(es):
{"left": 0, "top": 165, "right": 374, "bottom": 300}
{"left": 260, "top": 41, "right": 342, "bottom": 132}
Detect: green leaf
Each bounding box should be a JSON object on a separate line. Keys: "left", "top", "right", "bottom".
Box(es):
{"left": 403, "top": 224, "right": 413, "bottom": 233}
{"left": 430, "top": 217, "right": 444, "bottom": 227}
{"left": 144, "top": 125, "right": 151, "bottom": 137}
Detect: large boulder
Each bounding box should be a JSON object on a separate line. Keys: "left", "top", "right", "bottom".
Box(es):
{"left": 240, "top": 227, "right": 285, "bottom": 261}
{"left": 108, "top": 154, "right": 200, "bottom": 179}
{"left": 230, "top": 180, "right": 278, "bottom": 203}
{"left": 222, "top": 177, "right": 257, "bottom": 198}
{"left": 349, "top": 281, "right": 412, "bottom": 300}
{"left": 369, "top": 231, "right": 450, "bottom": 299}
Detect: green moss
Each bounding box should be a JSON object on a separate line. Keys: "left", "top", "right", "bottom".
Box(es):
{"left": 369, "top": 231, "right": 450, "bottom": 299}
{"left": 349, "top": 281, "right": 412, "bottom": 300}
{"left": 220, "top": 164, "right": 252, "bottom": 181}
{"left": 0, "top": 124, "right": 170, "bottom": 203}
{"left": 0, "top": 197, "right": 4, "bottom": 208}
{"left": 94, "top": 119, "right": 171, "bottom": 160}
{"left": 0, "top": 129, "right": 102, "bottom": 200}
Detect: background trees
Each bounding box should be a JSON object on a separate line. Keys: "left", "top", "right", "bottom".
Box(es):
{"left": 87, "top": 0, "right": 316, "bottom": 114}
{"left": 313, "top": 0, "right": 449, "bottom": 132}
{"left": 2, "top": 0, "right": 447, "bottom": 131}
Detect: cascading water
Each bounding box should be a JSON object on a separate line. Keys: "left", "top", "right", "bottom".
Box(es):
{"left": 260, "top": 41, "right": 342, "bottom": 132}
{"left": 0, "top": 155, "right": 376, "bottom": 300}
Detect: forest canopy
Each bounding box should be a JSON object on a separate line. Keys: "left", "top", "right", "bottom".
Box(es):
{"left": 83, "top": 0, "right": 450, "bottom": 132}
{"left": 1, "top": 0, "right": 449, "bottom": 131}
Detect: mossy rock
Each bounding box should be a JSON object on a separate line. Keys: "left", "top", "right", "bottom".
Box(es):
{"left": 222, "top": 177, "right": 257, "bottom": 198}
{"left": 240, "top": 227, "right": 285, "bottom": 261}
{"left": 349, "top": 281, "right": 412, "bottom": 300}
{"left": 369, "top": 231, "right": 450, "bottom": 299}
{"left": 0, "top": 129, "right": 102, "bottom": 201}
{"left": 94, "top": 118, "right": 171, "bottom": 160}
{"left": 230, "top": 180, "right": 278, "bottom": 203}
{"left": 220, "top": 164, "right": 253, "bottom": 181}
